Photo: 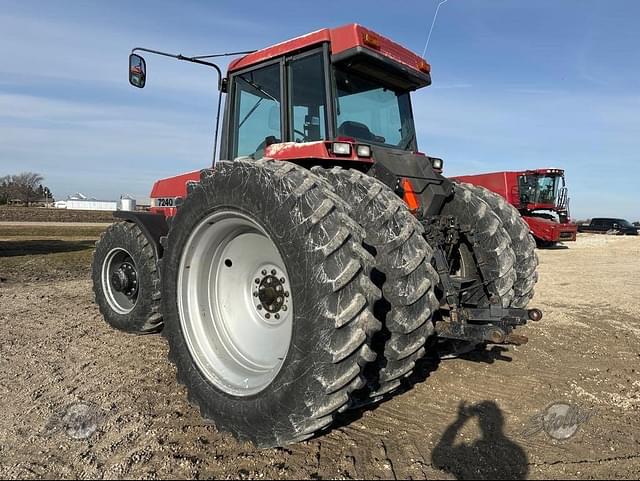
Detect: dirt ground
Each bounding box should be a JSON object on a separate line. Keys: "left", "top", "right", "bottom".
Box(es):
{"left": 0, "top": 225, "right": 639, "bottom": 480}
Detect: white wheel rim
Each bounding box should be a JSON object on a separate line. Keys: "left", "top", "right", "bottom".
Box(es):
{"left": 102, "top": 247, "right": 139, "bottom": 314}
{"left": 178, "top": 210, "right": 293, "bottom": 397}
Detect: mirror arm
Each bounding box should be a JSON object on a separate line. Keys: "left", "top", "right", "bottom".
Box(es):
{"left": 192, "top": 50, "right": 257, "bottom": 60}
{"left": 132, "top": 48, "right": 224, "bottom": 89}
{"left": 132, "top": 47, "right": 228, "bottom": 166}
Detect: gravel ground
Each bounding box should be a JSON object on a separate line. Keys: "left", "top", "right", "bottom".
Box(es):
{"left": 0, "top": 228, "right": 639, "bottom": 479}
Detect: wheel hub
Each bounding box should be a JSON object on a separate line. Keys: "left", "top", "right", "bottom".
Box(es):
{"left": 254, "top": 270, "right": 289, "bottom": 319}
{"left": 102, "top": 248, "right": 139, "bottom": 314}
{"left": 110, "top": 262, "right": 138, "bottom": 297}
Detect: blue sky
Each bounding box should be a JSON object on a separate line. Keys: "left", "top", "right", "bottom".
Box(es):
{"left": 0, "top": 0, "right": 638, "bottom": 220}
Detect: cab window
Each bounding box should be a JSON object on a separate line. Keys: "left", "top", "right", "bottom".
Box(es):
{"left": 333, "top": 65, "right": 416, "bottom": 149}
{"left": 232, "top": 63, "right": 281, "bottom": 159}
{"left": 288, "top": 52, "right": 327, "bottom": 142}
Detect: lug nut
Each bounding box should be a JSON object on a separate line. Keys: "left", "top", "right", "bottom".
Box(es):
{"left": 275, "top": 314, "right": 280, "bottom": 320}
{"left": 255, "top": 278, "right": 260, "bottom": 284}
{"left": 280, "top": 277, "right": 285, "bottom": 283}
{"left": 253, "top": 292, "right": 258, "bottom": 297}
{"left": 257, "top": 305, "right": 262, "bottom": 310}
{"left": 271, "top": 269, "right": 276, "bottom": 275}
{"left": 265, "top": 313, "right": 271, "bottom": 319}
{"left": 282, "top": 305, "right": 288, "bottom": 311}
{"left": 284, "top": 292, "right": 290, "bottom": 297}
{"left": 262, "top": 270, "right": 267, "bottom": 276}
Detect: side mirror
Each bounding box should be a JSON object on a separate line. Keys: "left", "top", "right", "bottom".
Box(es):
{"left": 129, "top": 54, "right": 146, "bottom": 88}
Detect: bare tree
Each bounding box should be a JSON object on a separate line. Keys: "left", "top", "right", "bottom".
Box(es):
{"left": 0, "top": 175, "right": 10, "bottom": 204}
{"left": 0, "top": 172, "right": 48, "bottom": 205}
{"left": 16, "top": 172, "right": 43, "bottom": 205}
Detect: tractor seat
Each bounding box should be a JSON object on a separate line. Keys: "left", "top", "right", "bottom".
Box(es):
{"left": 338, "top": 121, "right": 375, "bottom": 141}
{"left": 338, "top": 121, "right": 386, "bottom": 144}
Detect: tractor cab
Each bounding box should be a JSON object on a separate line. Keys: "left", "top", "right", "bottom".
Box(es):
{"left": 218, "top": 25, "right": 431, "bottom": 163}
{"left": 130, "top": 24, "right": 446, "bottom": 218}
{"left": 222, "top": 40, "right": 427, "bottom": 162}
{"left": 130, "top": 24, "right": 432, "bottom": 170}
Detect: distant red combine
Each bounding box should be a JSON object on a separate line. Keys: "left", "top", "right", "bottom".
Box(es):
{"left": 455, "top": 169, "right": 577, "bottom": 247}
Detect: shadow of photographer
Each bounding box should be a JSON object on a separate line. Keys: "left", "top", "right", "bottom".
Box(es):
{"left": 432, "top": 400, "right": 528, "bottom": 480}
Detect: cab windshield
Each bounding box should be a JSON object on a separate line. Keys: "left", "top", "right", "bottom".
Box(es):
{"left": 333, "top": 65, "right": 416, "bottom": 150}
{"left": 519, "top": 175, "right": 561, "bottom": 205}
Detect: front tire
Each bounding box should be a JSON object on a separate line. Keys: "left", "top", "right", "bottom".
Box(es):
{"left": 161, "top": 159, "right": 381, "bottom": 447}
{"left": 91, "top": 222, "right": 163, "bottom": 333}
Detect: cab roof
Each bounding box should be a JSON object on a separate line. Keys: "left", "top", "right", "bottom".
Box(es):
{"left": 227, "top": 23, "right": 431, "bottom": 80}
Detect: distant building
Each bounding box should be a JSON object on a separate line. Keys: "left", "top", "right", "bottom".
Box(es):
{"left": 66, "top": 199, "right": 118, "bottom": 211}
{"left": 57, "top": 193, "right": 118, "bottom": 211}
{"left": 52, "top": 193, "right": 148, "bottom": 211}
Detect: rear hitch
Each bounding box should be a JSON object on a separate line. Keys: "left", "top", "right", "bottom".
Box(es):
{"left": 422, "top": 215, "right": 543, "bottom": 347}
{"left": 435, "top": 305, "right": 542, "bottom": 346}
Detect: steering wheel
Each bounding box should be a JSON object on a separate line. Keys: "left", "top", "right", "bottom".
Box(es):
{"left": 294, "top": 128, "right": 306, "bottom": 141}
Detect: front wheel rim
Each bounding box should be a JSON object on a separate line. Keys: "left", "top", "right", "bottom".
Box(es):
{"left": 102, "top": 248, "right": 139, "bottom": 314}
{"left": 178, "top": 210, "right": 293, "bottom": 397}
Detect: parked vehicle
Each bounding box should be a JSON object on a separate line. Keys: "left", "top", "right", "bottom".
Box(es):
{"left": 578, "top": 218, "right": 639, "bottom": 235}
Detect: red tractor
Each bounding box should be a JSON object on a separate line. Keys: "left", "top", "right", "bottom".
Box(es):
{"left": 454, "top": 169, "right": 578, "bottom": 247}
{"left": 92, "top": 24, "right": 542, "bottom": 447}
